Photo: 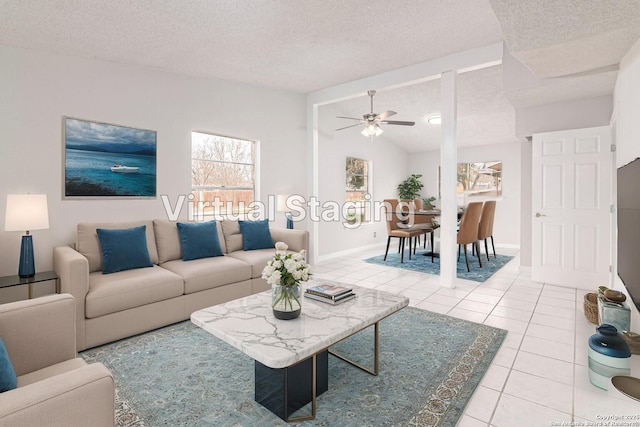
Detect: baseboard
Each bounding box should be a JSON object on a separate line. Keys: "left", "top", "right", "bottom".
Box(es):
{"left": 314, "top": 242, "right": 386, "bottom": 264}
{"left": 518, "top": 266, "right": 531, "bottom": 274}
{"left": 315, "top": 241, "right": 520, "bottom": 264}
{"left": 495, "top": 243, "right": 520, "bottom": 250}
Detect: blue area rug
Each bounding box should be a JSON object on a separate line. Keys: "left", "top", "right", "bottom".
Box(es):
{"left": 81, "top": 307, "right": 506, "bottom": 427}
{"left": 364, "top": 249, "right": 513, "bottom": 282}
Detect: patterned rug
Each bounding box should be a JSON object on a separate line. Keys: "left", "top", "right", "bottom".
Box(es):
{"left": 80, "top": 307, "right": 506, "bottom": 427}
{"left": 364, "top": 249, "right": 513, "bottom": 282}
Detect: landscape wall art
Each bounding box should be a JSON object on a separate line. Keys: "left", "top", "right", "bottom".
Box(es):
{"left": 63, "top": 117, "right": 157, "bottom": 198}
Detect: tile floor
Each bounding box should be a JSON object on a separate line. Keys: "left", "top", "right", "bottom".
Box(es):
{"left": 311, "top": 247, "right": 640, "bottom": 426}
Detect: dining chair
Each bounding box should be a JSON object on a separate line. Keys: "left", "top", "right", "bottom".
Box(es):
{"left": 398, "top": 199, "right": 435, "bottom": 258}
{"left": 383, "top": 199, "right": 423, "bottom": 263}
{"left": 477, "top": 200, "right": 497, "bottom": 261}
{"left": 408, "top": 210, "right": 436, "bottom": 260}
{"left": 457, "top": 201, "right": 483, "bottom": 272}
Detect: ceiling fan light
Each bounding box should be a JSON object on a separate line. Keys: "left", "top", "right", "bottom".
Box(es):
{"left": 362, "top": 123, "right": 383, "bottom": 137}
{"left": 427, "top": 114, "right": 442, "bottom": 125}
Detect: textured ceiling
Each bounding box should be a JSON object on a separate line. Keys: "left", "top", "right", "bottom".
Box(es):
{"left": 0, "top": 0, "right": 503, "bottom": 93}
{"left": 490, "top": 0, "right": 640, "bottom": 77}
{"left": 1, "top": 0, "right": 639, "bottom": 152}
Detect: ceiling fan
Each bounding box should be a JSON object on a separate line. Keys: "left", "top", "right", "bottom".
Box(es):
{"left": 336, "top": 90, "right": 415, "bottom": 137}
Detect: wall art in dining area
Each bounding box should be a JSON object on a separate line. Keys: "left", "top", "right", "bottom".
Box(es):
{"left": 63, "top": 117, "right": 157, "bottom": 198}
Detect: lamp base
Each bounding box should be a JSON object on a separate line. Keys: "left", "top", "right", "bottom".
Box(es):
{"left": 18, "top": 235, "right": 35, "bottom": 278}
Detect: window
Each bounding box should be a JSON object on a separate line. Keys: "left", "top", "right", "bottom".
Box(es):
{"left": 345, "top": 156, "right": 370, "bottom": 223}
{"left": 457, "top": 161, "right": 502, "bottom": 198}
{"left": 191, "top": 131, "right": 256, "bottom": 217}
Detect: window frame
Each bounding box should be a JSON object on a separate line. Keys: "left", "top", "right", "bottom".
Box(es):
{"left": 191, "top": 131, "right": 258, "bottom": 217}
{"left": 345, "top": 156, "right": 372, "bottom": 224}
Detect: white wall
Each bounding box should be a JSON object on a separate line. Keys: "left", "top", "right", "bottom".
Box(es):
{"left": 315, "top": 103, "right": 408, "bottom": 258}
{"left": 612, "top": 37, "right": 640, "bottom": 329}
{"left": 614, "top": 39, "right": 640, "bottom": 168}
{"left": 519, "top": 140, "right": 533, "bottom": 267}
{"left": 0, "top": 45, "right": 307, "bottom": 277}
{"left": 515, "top": 95, "right": 613, "bottom": 139}
{"left": 408, "top": 142, "right": 522, "bottom": 247}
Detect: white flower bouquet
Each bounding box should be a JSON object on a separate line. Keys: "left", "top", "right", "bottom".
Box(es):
{"left": 262, "top": 242, "right": 311, "bottom": 318}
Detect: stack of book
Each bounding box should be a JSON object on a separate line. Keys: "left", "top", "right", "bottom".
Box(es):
{"left": 304, "top": 283, "right": 355, "bottom": 305}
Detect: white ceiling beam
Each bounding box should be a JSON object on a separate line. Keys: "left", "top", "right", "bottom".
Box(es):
{"left": 307, "top": 42, "right": 503, "bottom": 106}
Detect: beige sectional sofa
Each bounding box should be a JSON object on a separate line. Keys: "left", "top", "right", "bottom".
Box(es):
{"left": 53, "top": 219, "right": 309, "bottom": 351}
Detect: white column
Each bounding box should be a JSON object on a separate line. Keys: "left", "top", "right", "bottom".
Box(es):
{"left": 439, "top": 70, "right": 457, "bottom": 288}
{"left": 308, "top": 102, "right": 319, "bottom": 265}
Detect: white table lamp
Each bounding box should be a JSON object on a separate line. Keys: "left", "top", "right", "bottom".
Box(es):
{"left": 276, "top": 195, "right": 293, "bottom": 229}
{"left": 5, "top": 194, "right": 49, "bottom": 278}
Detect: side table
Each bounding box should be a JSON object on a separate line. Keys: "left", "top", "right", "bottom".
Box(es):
{"left": 0, "top": 271, "right": 59, "bottom": 300}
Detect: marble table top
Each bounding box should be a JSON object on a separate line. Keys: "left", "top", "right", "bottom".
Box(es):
{"left": 191, "top": 283, "right": 409, "bottom": 369}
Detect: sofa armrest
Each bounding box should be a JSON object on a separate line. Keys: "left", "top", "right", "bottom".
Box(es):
{"left": 0, "top": 363, "right": 114, "bottom": 427}
{"left": 53, "top": 246, "right": 90, "bottom": 350}
{"left": 0, "top": 294, "right": 76, "bottom": 376}
{"left": 270, "top": 229, "right": 309, "bottom": 254}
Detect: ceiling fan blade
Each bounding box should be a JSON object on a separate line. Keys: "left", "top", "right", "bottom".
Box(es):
{"left": 380, "top": 120, "right": 415, "bottom": 126}
{"left": 336, "top": 116, "right": 363, "bottom": 121}
{"left": 336, "top": 123, "right": 364, "bottom": 131}
{"left": 376, "top": 110, "right": 397, "bottom": 121}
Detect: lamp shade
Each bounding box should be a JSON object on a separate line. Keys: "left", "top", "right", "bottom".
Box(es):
{"left": 5, "top": 194, "right": 50, "bottom": 232}
{"left": 276, "top": 195, "right": 290, "bottom": 212}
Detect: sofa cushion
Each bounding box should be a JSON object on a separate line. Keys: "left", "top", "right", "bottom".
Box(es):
{"left": 154, "top": 219, "right": 227, "bottom": 263}
{"left": 96, "top": 226, "right": 153, "bottom": 274}
{"left": 177, "top": 221, "right": 224, "bottom": 260}
{"left": 77, "top": 220, "right": 159, "bottom": 273}
{"left": 220, "top": 220, "right": 243, "bottom": 253}
{"left": 85, "top": 266, "right": 184, "bottom": 318}
{"left": 227, "top": 248, "right": 277, "bottom": 279}
{"left": 160, "top": 256, "right": 251, "bottom": 295}
{"left": 239, "top": 219, "right": 274, "bottom": 250}
{"left": 0, "top": 338, "right": 17, "bottom": 392}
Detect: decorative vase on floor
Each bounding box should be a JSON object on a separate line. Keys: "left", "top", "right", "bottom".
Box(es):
{"left": 271, "top": 282, "right": 302, "bottom": 320}
{"left": 262, "top": 241, "right": 311, "bottom": 321}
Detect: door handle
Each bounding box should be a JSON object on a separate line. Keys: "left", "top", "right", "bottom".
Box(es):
{"left": 535, "top": 212, "right": 547, "bottom": 218}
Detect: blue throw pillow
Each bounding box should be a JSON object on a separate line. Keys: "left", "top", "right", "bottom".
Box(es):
{"left": 177, "top": 221, "right": 224, "bottom": 261}
{"left": 96, "top": 225, "right": 153, "bottom": 274}
{"left": 0, "top": 338, "right": 17, "bottom": 393}
{"left": 239, "top": 219, "right": 274, "bottom": 251}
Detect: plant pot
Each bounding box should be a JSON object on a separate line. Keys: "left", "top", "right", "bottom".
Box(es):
{"left": 272, "top": 282, "right": 302, "bottom": 320}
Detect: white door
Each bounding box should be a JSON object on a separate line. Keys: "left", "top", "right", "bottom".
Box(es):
{"left": 532, "top": 126, "right": 612, "bottom": 289}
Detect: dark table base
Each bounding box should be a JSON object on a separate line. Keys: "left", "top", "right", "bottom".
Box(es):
{"left": 255, "top": 350, "right": 329, "bottom": 421}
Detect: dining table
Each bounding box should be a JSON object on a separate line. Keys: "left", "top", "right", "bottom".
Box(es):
{"left": 390, "top": 208, "right": 464, "bottom": 261}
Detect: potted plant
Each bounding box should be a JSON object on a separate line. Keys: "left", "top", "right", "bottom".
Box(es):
{"left": 397, "top": 174, "right": 424, "bottom": 200}
{"left": 422, "top": 196, "right": 436, "bottom": 210}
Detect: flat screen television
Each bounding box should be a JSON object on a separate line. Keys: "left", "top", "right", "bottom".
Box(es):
{"left": 617, "top": 158, "right": 640, "bottom": 312}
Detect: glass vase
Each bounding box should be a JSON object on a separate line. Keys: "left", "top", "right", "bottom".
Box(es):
{"left": 272, "top": 282, "right": 302, "bottom": 320}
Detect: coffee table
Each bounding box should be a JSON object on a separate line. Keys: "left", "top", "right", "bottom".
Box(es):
{"left": 191, "top": 283, "right": 409, "bottom": 422}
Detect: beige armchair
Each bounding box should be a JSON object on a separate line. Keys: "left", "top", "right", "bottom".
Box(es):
{"left": 0, "top": 294, "right": 114, "bottom": 427}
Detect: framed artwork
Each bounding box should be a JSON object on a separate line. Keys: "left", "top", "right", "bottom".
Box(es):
{"left": 63, "top": 117, "right": 157, "bottom": 198}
